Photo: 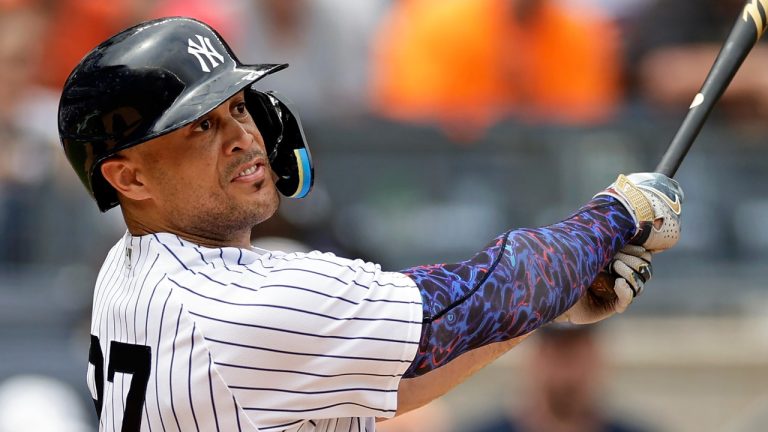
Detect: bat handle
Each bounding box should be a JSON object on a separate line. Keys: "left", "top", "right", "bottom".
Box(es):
{"left": 655, "top": 87, "right": 716, "bottom": 178}
{"left": 654, "top": 106, "right": 708, "bottom": 178}
{"left": 655, "top": 135, "right": 686, "bottom": 178}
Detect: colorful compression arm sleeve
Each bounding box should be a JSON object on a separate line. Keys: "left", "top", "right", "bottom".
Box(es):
{"left": 401, "top": 196, "right": 635, "bottom": 377}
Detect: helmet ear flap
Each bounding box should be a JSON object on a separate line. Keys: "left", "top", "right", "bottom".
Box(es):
{"left": 245, "top": 89, "right": 313, "bottom": 199}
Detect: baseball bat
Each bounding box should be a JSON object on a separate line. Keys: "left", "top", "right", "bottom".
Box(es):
{"left": 592, "top": 0, "right": 768, "bottom": 300}
{"left": 655, "top": 0, "right": 768, "bottom": 177}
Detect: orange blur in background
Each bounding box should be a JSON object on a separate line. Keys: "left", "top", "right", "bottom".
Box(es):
{"left": 370, "top": 0, "right": 622, "bottom": 137}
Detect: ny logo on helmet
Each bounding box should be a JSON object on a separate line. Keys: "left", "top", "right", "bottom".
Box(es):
{"left": 187, "top": 35, "right": 225, "bottom": 73}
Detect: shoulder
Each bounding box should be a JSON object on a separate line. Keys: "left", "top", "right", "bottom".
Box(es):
{"left": 262, "top": 250, "right": 412, "bottom": 283}
{"left": 259, "top": 249, "right": 380, "bottom": 273}
{"left": 248, "top": 250, "right": 417, "bottom": 302}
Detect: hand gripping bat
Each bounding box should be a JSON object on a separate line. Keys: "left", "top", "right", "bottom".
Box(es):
{"left": 593, "top": 0, "right": 768, "bottom": 300}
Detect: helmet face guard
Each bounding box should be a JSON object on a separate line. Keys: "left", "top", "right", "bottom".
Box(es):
{"left": 58, "top": 16, "right": 313, "bottom": 211}
{"left": 245, "top": 90, "right": 313, "bottom": 199}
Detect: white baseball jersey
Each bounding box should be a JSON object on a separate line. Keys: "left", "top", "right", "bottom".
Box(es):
{"left": 87, "top": 232, "right": 423, "bottom": 432}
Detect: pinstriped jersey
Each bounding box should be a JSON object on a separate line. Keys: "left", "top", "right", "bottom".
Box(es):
{"left": 86, "top": 232, "right": 423, "bottom": 432}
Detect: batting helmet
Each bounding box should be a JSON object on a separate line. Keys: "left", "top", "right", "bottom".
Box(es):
{"left": 58, "top": 17, "right": 313, "bottom": 212}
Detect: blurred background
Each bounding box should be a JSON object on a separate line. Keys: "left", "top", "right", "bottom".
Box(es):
{"left": 1, "top": 0, "right": 767, "bottom": 431}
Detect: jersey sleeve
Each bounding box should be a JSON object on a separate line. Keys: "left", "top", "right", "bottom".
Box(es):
{"left": 177, "top": 251, "right": 423, "bottom": 428}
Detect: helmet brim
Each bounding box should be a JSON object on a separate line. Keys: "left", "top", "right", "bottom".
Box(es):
{"left": 149, "top": 63, "right": 288, "bottom": 142}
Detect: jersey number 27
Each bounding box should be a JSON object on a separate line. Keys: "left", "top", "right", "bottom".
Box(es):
{"left": 89, "top": 335, "right": 152, "bottom": 432}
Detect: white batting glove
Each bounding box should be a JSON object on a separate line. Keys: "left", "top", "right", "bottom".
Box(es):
{"left": 555, "top": 245, "right": 652, "bottom": 325}
{"left": 597, "top": 172, "right": 683, "bottom": 252}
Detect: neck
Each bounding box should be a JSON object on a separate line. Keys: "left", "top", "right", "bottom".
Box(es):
{"left": 122, "top": 207, "right": 253, "bottom": 249}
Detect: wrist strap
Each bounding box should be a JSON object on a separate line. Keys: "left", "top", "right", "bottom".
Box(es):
{"left": 613, "top": 175, "right": 654, "bottom": 222}
{"left": 595, "top": 174, "right": 654, "bottom": 233}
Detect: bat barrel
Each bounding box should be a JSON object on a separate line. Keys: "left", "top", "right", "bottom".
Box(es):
{"left": 654, "top": 0, "right": 767, "bottom": 178}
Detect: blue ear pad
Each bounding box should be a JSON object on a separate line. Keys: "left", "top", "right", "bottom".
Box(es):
{"left": 245, "top": 89, "right": 313, "bottom": 199}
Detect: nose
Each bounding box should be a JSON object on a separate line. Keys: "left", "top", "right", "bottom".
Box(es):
{"left": 221, "top": 116, "right": 255, "bottom": 155}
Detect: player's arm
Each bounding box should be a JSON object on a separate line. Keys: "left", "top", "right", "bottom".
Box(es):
{"left": 390, "top": 333, "right": 532, "bottom": 418}
{"left": 392, "top": 246, "right": 653, "bottom": 417}
{"left": 392, "top": 173, "right": 681, "bottom": 413}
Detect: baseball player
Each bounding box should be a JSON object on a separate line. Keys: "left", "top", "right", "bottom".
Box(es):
{"left": 58, "top": 17, "right": 683, "bottom": 432}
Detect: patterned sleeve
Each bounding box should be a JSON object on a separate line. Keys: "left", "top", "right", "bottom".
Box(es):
{"left": 401, "top": 196, "right": 635, "bottom": 377}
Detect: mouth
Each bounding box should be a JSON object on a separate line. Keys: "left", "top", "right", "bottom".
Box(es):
{"left": 231, "top": 158, "right": 267, "bottom": 183}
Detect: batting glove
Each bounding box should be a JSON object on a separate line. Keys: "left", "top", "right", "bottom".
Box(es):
{"left": 555, "top": 245, "right": 652, "bottom": 325}
{"left": 597, "top": 172, "right": 683, "bottom": 252}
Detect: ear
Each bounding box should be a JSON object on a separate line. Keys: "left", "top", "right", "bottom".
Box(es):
{"left": 100, "top": 157, "right": 152, "bottom": 202}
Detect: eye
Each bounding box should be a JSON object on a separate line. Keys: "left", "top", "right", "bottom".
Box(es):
{"left": 193, "top": 119, "right": 212, "bottom": 132}
{"left": 233, "top": 102, "right": 248, "bottom": 117}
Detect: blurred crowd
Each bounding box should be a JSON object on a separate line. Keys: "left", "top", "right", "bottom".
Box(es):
{"left": 2, "top": 0, "right": 767, "bottom": 269}
{"left": 2, "top": 1, "right": 768, "bottom": 430}
{"left": 379, "top": 325, "right": 654, "bottom": 432}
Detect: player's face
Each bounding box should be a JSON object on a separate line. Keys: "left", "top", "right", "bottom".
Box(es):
{"left": 132, "top": 91, "right": 280, "bottom": 244}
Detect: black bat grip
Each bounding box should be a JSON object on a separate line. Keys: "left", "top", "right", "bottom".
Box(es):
{"left": 654, "top": 1, "right": 766, "bottom": 178}
{"left": 655, "top": 96, "right": 716, "bottom": 177}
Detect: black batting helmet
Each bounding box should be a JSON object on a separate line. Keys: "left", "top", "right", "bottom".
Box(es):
{"left": 58, "top": 17, "right": 313, "bottom": 212}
